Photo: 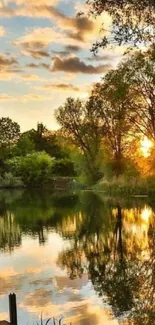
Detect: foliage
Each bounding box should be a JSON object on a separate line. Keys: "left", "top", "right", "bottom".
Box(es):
{"left": 0, "top": 173, "right": 23, "bottom": 188}
{"left": 86, "top": 0, "right": 155, "bottom": 50}
{"left": 24, "top": 124, "right": 65, "bottom": 158}
{"left": 52, "top": 158, "right": 76, "bottom": 177}
{"left": 8, "top": 152, "right": 53, "bottom": 187}
{"left": 0, "top": 117, "right": 20, "bottom": 147}
{"left": 116, "top": 46, "right": 155, "bottom": 140}
{"left": 88, "top": 67, "right": 136, "bottom": 174}
{"left": 56, "top": 97, "right": 103, "bottom": 183}
{"left": 14, "top": 133, "right": 35, "bottom": 156}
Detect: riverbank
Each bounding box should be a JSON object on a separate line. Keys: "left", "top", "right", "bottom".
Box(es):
{"left": 2, "top": 173, "right": 155, "bottom": 196}
{"left": 0, "top": 174, "right": 84, "bottom": 191}
{"left": 93, "top": 176, "right": 155, "bottom": 196}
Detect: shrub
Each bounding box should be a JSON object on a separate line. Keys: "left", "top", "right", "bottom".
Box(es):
{"left": 0, "top": 173, "right": 23, "bottom": 188}
{"left": 8, "top": 152, "right": 53, "bottom": 187}
{"left": 52, "top": 158, "right": 76, "bottom": 177}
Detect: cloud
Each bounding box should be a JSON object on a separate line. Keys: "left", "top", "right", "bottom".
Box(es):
{"left": 22, "top": 74, "right": 45, "bottom": 81}
{"left": 52, "top": 50, "right": 70, "bottom": 57}
{"left": 0, "top": 53, "right": 17, "bottom": 68}
{"left": 0, "top": 53, "right": 21, "bottom": 80}
{"left": 88, "top": 54, "right": 112, "bottom": 62}
{"left": 0, "top": 70, "right": 17, "bottom": 80}
{"left": 13, "top": 0, "right": 58, "bottom": 5}
{"left": 0, "top": 26, "right": 5, "bottom": 37}
{"left": 42, "top": 83, "right": 79, "bottom": 92}
{"left": 13, "top": 28, "right": 60, "bottom": 49}
{"left": 13, "top": 26, "right": 84, "bottom": 55}
{"left": 10, "top": 3, "right": 110, "bottom": 50}
{"left": 22, "top": 49, "right": 50, "bottom": 59}
{"left": 21, "top": 93, "right": 52, "bottom": 101}
{"left": 26, "top": 63, "right": 39, "bottom": 69}
{"left": 26, "top": 62, "right": 50, "bottom": 70}
{"left": 0, "top": 92, "right": 52, "bottom": 101}
{"left": 0, "top": 0, "right": 112, "bottom": 52}
{"left": 0, "top": 6, "right": 14, "bottom": 17}
{"left": 0, "top": 94, "right": 13, "bottom": 101}
{"left": 65, "top": 45, "right": 81, "bottom": 52}
{"left": 52, "top": 56, "right": 111, "bottom": 74}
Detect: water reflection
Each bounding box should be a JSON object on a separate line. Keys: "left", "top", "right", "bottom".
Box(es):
{"left": 0, "top": 190, "right": 154, "bottom": 324}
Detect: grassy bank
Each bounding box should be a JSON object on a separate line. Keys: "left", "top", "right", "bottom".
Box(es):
{"left": 93, "top": 176, "right": 155, "bottom": 196}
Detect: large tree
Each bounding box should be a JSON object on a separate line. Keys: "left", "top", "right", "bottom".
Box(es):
{"left": 89, "top": 67, "right": 136, "bottom": 174}
{"left": 56, "top": 97, "right": 102, "bottom": 183}
{"left": 116, "top": 46, "right": 155, "bottom": 141}
{"left": 86, "top": 0, "right": 155, "bottom": 50}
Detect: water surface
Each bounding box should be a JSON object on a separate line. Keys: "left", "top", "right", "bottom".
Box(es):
{"left": 0, "top": 190, "right": 154, "bottom": 325}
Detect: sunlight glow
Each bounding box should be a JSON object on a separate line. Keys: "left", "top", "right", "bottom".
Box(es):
{"left": 141, "top": 206, "right": 152, "bottom": 222}
{"left": 140, "top": 137, "right": 153, "bottom": 157}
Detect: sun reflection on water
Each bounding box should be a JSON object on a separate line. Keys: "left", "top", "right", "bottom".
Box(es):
{"left": 141, "top": 206, "right": 152, "bottom": 222}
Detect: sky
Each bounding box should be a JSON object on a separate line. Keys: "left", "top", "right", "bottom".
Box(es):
{"left": 0, "top": 0, "right": 124, "bottom": 131}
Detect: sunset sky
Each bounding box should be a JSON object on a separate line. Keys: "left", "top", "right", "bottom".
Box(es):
{"left": 0, "top": 0, "right": 124, "bottom": 131}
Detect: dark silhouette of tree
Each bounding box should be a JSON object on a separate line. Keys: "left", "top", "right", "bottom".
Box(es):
{"left": 115, "top": 45, "right": 155, "bottom": 141}
{"left": 86, "top": 0, "right": 155, "bottom": 50}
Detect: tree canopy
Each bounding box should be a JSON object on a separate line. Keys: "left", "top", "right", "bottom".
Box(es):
{"left": 86, "top": 0, "right": 155, "bottom": 50}
{"left": 0, "top": 117, "right": 20, "bottom": 146}
{"left": 56, "top": 97, "right": 102, "bottom": 182}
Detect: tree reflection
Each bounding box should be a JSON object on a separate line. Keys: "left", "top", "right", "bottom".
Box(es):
{"left": 0, "top": 190, "right": 155, "bottom": 323}
{"left": 57, "top": 194, "right": 155, "bottom": 324}
{"left": 0, "top": 212, "right": 21, "bottom": 251}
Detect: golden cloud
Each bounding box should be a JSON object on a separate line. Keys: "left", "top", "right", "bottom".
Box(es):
{"left": 14, "top": 28, "right": 60, "bottom": 49}
{"left": 42, "top": 83, "right": 79, "bottom": 92}
{"left": 0, "top": 26, "right": 5, "bottom": 36}
{"left": 0, "top": 93, "right": 53, "bottom": 101}
{"left": 13, "top": 0, "right": 58, "bottom": 6}
{"left": 22, "top": 74, "right": 45, "bottom": 81}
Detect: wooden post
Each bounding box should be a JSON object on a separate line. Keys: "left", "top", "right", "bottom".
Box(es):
{"left": 9, "top": 294, "right": 17, "bottom": 325}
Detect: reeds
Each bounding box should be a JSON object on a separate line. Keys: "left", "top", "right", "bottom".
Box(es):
{"left": 36, "top": 315, "right": 71, "bottom": 325}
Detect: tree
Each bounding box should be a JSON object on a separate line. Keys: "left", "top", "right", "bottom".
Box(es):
{"left": 15, "top": 133, "right": 35, "bottom": 156}
{"left": 117, "top": 46, "right": 155, "bottom": 141}
{"left": 0, "top": 117, "right": 20, "bottom": 146}
{"left": 56, "top": 97, "right": 103, "bottom": 183}
{"left": 86, "top": 0, "right": 155, "bottom": 50}
{"left": 89, "top": 67, "right": 136, "bottom": 175}
{"left": 0, "top": 117, "right": 20, "bottom": 163}
{"left": 24, "top": 124, "right": 65, "bottom": 158}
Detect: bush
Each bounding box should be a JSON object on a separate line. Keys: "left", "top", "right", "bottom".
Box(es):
{"left": 8, "top": 152, "right": 53, "bottom": 187}
{"left": 0, "top": 173, "right": 23, "bottom": 188}
{"left": 52, "top": 158, "right": 76, "bottom": 177}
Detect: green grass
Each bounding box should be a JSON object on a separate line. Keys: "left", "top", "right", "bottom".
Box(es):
{"left": 93, "top": 176, "right": 155, "bottom": 196}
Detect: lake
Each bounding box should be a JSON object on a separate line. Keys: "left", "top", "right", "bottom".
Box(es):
{"left": 0, "top": 190, "right": 154, "bottom": 325}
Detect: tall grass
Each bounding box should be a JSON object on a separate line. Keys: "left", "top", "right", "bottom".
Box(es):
{"left": 93, "top": 176, "right": 155, "bottom": 196}
{"left": 36, "top": 315, "right": 71, "bottom": 325}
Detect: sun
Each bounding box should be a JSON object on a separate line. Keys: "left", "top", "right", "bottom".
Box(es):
{"left": 140, "top": 137, "right": 153, "bottom": 157}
